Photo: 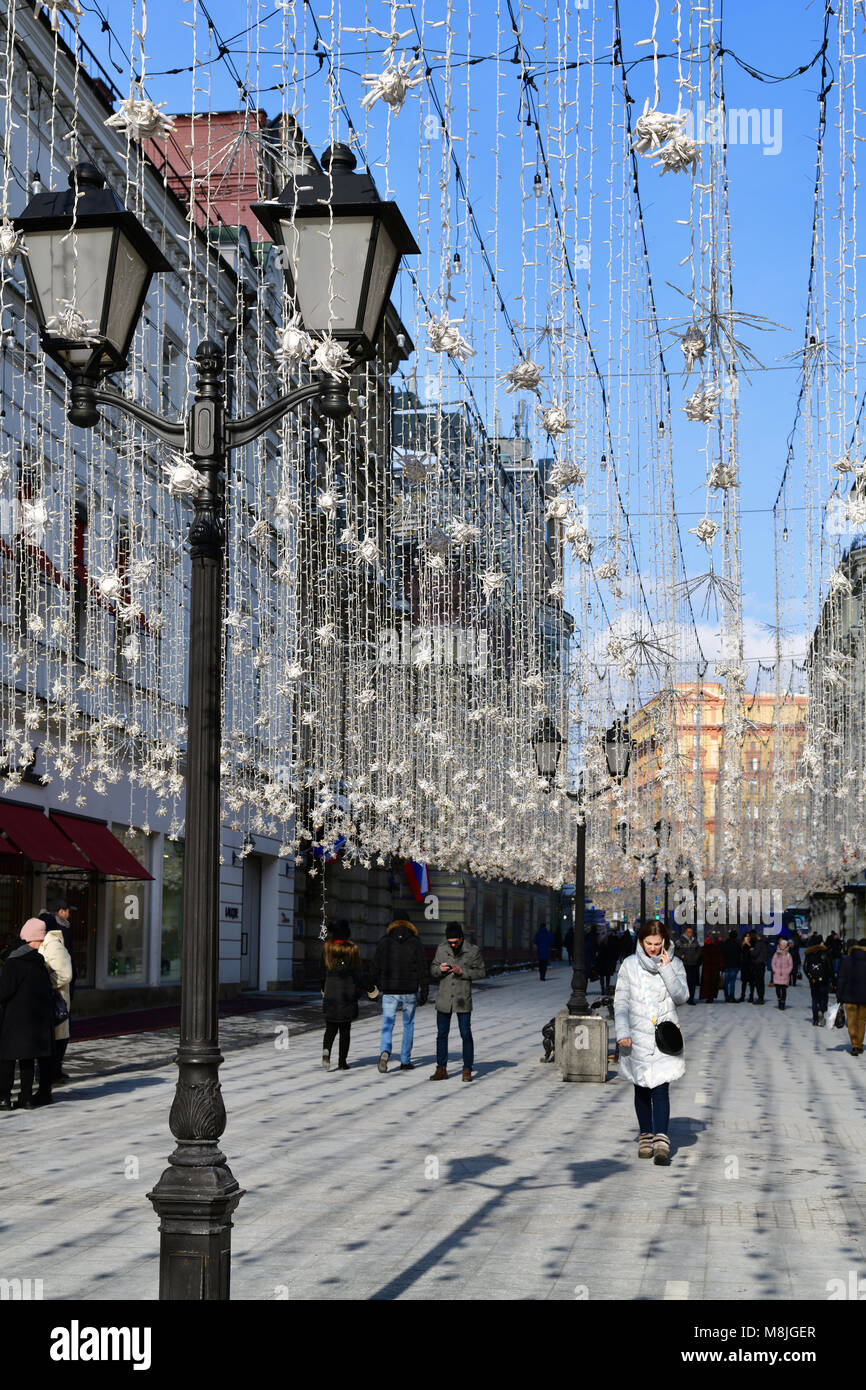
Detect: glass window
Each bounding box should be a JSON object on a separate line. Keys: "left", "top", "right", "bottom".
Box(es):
{"left": 106, "top": 826, "right": 151, "bottom": 982}
{"left": 161, "top": 838, "right": 184, "bottom": 982}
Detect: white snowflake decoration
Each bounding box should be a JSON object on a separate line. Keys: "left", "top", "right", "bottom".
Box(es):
{"left": 547, "top": 580, "right": 564, "bottom": 601}
{"left": 39, "top": 0, "right": 82, "bottom": 31}
{"left": 357, "top": 688, "right": 378, "bottom": 706}
{"left": 313, "top": 336, "right": 353, "bottom": 381}
{"left": 830, "top": 569, "right": 853, "bottom": 596}
{"left": 684, "top": 382, "right": 720, "bottom": 423}
{"left": 105, "top": 97, "right": 175, "bottom": 142}
{"left": 544, "top": 495, "right": 573, "bottom": 522}
{"left": 317, "top": 490, "right": 342, "bottom": 521}
{"left": 354, "top": 534, "right": 381, "bottom": 567}
{"left": 360, "top": 53, "right": 423, "bottom": 113}
{"left": 680, "top": 326, "right": 707, "bottom": 374}
{"left": 0, "top": 219, "right": 28, "bottom": 265}
{"left": 122, "top": 633, "right": 141, "bottom": 665}
{"left": 275, "top": 314, "right": 314, "bottom": 369}
{"left": 19, "top": 498, "right": 47, "bottom": 543}
{"left": 548, "top": 459, "right": 585, "bottom": 489}
{"left": 653, "top": 133, "right": 701, "bottom": 175}
{"left": 425, "top": 526, "right": 451, "bottom": 555}
{"left": 448, "top": 519, "right": 480, "bottom": 545}
{"left": 285, "top": 662, "right": 306, "bottom": 682}
{"left": 596, "top": 559, "right": 619, "bottom": 583}
{"left": 708, "top": 462, "right": 739, "bottom": 491}
{"left": 427, "top": 314, "right": 475, "bottom": 364}
{"left": 274, "top": 491, "right": 299, "bottom": 526}
{"left": 606, "top": 636, "right": 625, "bottom": 660}
{"left": 480, "top": 568, "right": 507, "bottom": 602}
{"left": 689, "top": 516, "right": 719, "bottom": 549}
{"left": 539, "top": 403, "right": 572, "bottom": 436}
{"left": 631, "top": 102, "right": 686, "bottom": 155}
{"left": 315, "top": 621, "right": 337, "bottom": 645}
{"left": 164, "top": 455, "right": 206, "bottom": 497}
{"left": 846, "top": 493, "right": 866, "bottom": 528}
{"left": 44, "top": 299, "right": 98, "bottom": 342}
{"left": 96, "top": 569, "right": 124, "bottom": 603}
{"left": 129, "top": 555, "right": 154, "bottom": 585}
{"left": 501, "top": 359, "right": 544, "bottom": 394}
{"left": 833, "top": 454, "right": 856, "bottom": 476}
{"left": 395, "top": 448, "right": 433, "bottom": 485}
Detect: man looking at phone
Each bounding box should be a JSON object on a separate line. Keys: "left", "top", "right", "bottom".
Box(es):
{"left": 429, "top": 923, "right": 486, "bottom": 1082}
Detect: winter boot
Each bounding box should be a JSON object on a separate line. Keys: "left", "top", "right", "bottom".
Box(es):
{"left": 652, "top": 1134, "right": 671, "bottom": 1166}
{"left": 430, "top": 1066, "right": 448, "bottom": 1081}
{"left": 322, "top": 1050, "right": 331, "bottom": 1071}
{"left": 638, "top": 1133, "right": 654, "bottom": 1159}
{"left": 461, "top": 1068, "right": 472, "bottom": 1082}
{"left": 378, "top": 1051, "right": 389, "bottom": 1073}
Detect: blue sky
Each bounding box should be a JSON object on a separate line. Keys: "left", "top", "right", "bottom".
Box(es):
{"left": 74, "top": 0, "right": 843, "bottom": 677}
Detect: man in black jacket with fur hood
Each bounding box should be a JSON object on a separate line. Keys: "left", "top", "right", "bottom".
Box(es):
{"left": 374, "top": 919, "right": 429, "bottom": 1073}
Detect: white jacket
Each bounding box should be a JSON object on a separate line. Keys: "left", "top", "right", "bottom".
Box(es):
{"left": 614, "top": 942, "right": 689, "bottom": 1088}
{"left": 38, "top": 930, "right": 73, "bottom": 1041}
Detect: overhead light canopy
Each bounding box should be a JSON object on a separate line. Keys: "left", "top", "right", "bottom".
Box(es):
{"left": 531, "top": 715, "right": 562, "bottom": 782}
{"left": 603, "top": 716, "right": 632, "bottom": 782}
{"left": 14, "top": 163, "right": 170, "bottom": 379}
{"left": 252, "top": 143, "right": 419, "bottom": 361}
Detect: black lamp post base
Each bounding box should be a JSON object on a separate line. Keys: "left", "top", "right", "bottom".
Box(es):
{"left": 148, "top": 1161, "right": 244, "bottom": 1301}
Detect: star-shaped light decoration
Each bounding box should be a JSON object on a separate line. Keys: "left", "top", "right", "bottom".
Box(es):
{"left": 360, "top": 53, "right": 423, "bottom": 113}
{"left": 427, "top": 314, "right": 475, "bottom": 364}
{"left": 105, "top": 96, "right": 175, "bottom": 142}
{"left": 448, "top": 519, "right": 481, "bottom": 545}
{"left": 313, "top": 336, "right": 354, "bottom": 381}
{"left": 0, "top": 218, "right": 28, "bottom": 266}
{"left": 548, "top": 458, "right": 585, "bottom": 489}
{"left": 689, "top": 516, "right": 719, "bottom": 549}
{"left": 539, "top": 402, "right": 572, "bottom": 436}
{"left": 501, "top": 359, "right": 544, "bottom": 394}
{"left": 44, "top": 299, "right": 98, "bottom": 342}
{"left": 317, "top": 490, "right": 343, "bottom": 521}
{"left": 653, "top": 134, "right": 701, "bottom": 175}
{"left": 631, "top": 101, "right": 686, "bottom": 155}
{"left": 708, "top": 461, "right": 738, "bottom": 491}
{"left": 480, "top": 567, "right": 507, "bottom": 603}
{"left": 684, "top": 382, "right": 720, "bottom": 422}
{"left": 163, "top": 455, "right": 206, "bottom": 497}
{"left": 680, "top": 325, "right": 707, "bottom": 375}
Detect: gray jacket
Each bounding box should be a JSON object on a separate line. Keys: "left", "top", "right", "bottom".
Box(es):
{"left": 430, "top": 940, "right": 486, "bottom": 1013}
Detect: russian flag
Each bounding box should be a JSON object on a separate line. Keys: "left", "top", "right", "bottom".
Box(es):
{"left": 404, "top": 860, "right": 429, "bottom": 903}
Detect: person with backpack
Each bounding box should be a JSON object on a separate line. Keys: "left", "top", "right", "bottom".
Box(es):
{"left": 374, "top": 918, "right": 429, "bottom": 1073}
{"left": 771, "top": 937, "right": 794, "bottom": 1009}
{"left": 804, "top": 935, "right": 833, "bottom": 1026}
{"left": 836, "top": 939, "right": 866, "bottom": 1055}
{"left": 674, "top": 925, "right": 702, "bottom": 1005}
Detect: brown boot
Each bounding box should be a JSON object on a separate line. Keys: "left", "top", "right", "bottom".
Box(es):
{"left": 461, "top": 1068, "right": 472, "bottom": 1082}
{"left": 430, "top": 1066, "right": 448, "bottom": 1081}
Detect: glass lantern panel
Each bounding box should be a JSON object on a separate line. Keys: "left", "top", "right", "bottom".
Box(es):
{"left": 278, "top": 215, "right": 374, "bottom": 333}
{"left": 25, "top": 227, "right": 114, "bottom": 335}
{"left": 362, "top": 222, "right": 397, "bottom": 342}
{"left": 105, "top": 231, "right": 149, "bottom": 355}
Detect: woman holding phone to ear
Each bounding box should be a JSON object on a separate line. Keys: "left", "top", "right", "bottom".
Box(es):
{"left": 615, "top": 918, "right": 689, "bottom": 1165}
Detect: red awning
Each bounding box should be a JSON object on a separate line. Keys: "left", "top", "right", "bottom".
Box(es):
{"left": 49, "top": 813, "right": 153, "bottom": 880}
{"left": 0, "top": 802, "right": 95, "bottom": 870}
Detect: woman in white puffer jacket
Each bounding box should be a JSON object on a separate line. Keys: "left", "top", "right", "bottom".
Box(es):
{"left": 615, "top": 920, "right": 689, "bottom": 1165}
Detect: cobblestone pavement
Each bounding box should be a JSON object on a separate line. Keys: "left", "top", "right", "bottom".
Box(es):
{"left": 2, "top": 964, "right": 865, "bottom": 1301}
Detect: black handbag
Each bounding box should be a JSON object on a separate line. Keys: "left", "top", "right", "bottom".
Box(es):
{"left": 655, "top": 1020, "right": 683, "bottom": 1055}
{"left": 835, "top": 1004, "right": 847, "bottom": 1030}
{"left": 52, "top": 991, "right": 69, "bottom": 1025}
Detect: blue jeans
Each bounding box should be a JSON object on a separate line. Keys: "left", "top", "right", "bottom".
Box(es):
{"left": 436, "top": 1010, "right": 474, "bottom": 1069}
{"left": 724, "top": 967, "right": 738, "bottom": 1001}
{"left": 634, "top": 1082, "right": 670, "bottom": 1136}
{"left": 380, "top": 993, "right": 417, "bottom": 1064}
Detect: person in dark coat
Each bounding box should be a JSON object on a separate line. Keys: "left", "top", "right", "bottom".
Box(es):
{"left": 721, "top": 929, "right": 741, "bottom": 1001}
{"left": 534, "top": 921, "right": 554, "bottom": 980}
{"left": 674, "top": 925, "right": 702, "bottom": 1004}
{"left": 836, "top": 939, "right": 866, "bottom": 1055}
{"left": 597, "top": 931, "right": 619, "bottom": 995}
{"left": 827, "top": 932, "right": 843, "bottom": 987}
{"left": 321, "top": 922, "right": 371, "bottom": 1071}
{"left": 374, "top": 918, "right": 429, "bottom": 1072}
{"left": 750, "top": 932, "right": 769, "bottom": 1003}
{"left": 429, "top": 924, "right": 486, "bottom": 1082}
{"left": 739, "top": 931, "right": 755, "bottom": 1001}
{"left": 804, "top": 936, "right": 833, "bottom": 1025}
{"left": 584, "top": 926, "right": 597, "bottom": 982}
{"left": 563, "top": 925, "right": 575, "bottom": 967}
{"left": 0, "top": 918, "right": 56, "bottom": 1109}
{"left": 789, "top": 930, "right": 802, "bottom": 986}
{"left": 699, "top": 932, "right": 723, "bottom": 1001}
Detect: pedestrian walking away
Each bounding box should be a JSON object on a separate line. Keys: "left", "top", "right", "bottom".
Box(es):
{"left": 534, "top": 920, "right": 553, "bottom": 980}
{"left": 0, "top": 919, "right": 56, "bottom": 1110}
{"left": 804, "top": 935, "right": 833, "bottom": 1025}
{"left": 771, "top": 937, "right": 793, "bottom": 1009}
{"left": 674, "top": 925, "right": 702, "bottom": 1005}
{"left": 700, "top": 932, "right": 722, "bottom": 1001}
{"left": 320, "top": 921, "right": 374, "bottom": 1071}
{"left": 563, "top": 924, "right": 575, "bottom": 967}
{"left": 721, "top": 929, "right": 741, "bottom": 1002}
{"left": 615, "top": 919, "right": 689, "bottom": 1165}
{"left": 750, "top": 932, "right": 768, "bottom": 1003}
{"left": 836, "top": 938, "right": 866, "bottom": 1055}
{"left": 597, "top": 929, "right": 619, "bottom": 995}
{"left": 430, "top": 923, "right": 486, "bottom": 1082}
{"left": 373, "top": 918, "right": 429, "bottom": 1072}
{"left": 38, "top": 916, "right": 73, "bottom": 1081}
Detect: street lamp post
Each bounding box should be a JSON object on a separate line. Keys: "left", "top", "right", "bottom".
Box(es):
{"left": 15, "top": 152, "right": 416, "bottom": 1300}
{"left": 532, "top": 714, "right": 632, "bottom": 1016}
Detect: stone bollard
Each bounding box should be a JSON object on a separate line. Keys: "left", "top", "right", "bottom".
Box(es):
{"left": 554, "top": 1007, "right": 609, "bottom": 1082}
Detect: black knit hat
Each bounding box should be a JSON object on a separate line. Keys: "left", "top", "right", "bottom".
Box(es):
{"left": 331, "top": 919, "right": 351, "bottom": 940}
{"left": 445, "top": 922, "right": 464, "bottom": 940}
